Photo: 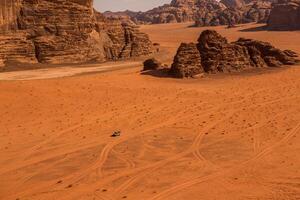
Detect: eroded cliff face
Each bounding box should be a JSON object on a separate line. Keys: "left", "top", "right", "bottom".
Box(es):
{"left": 103, "top": 0, "right": 273, "bottom": 27}
{"left": 0, "top": 0, "right": 153, "bottom": 68}
{"left": 0, "top": 0, "right": 37, "bottom": 66}
{"left": 104, "top": 0, "right": 227, "bottom": 25}
{"left": 195, "top": 0, "right": 272, "bottom": 27}
{"left": 0, "top": 0, "right": 21, "bottom": 33}
{"left": 221, "top": 0, "right": 246, "bottom": 8}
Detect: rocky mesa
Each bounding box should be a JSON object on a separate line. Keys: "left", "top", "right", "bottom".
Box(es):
{"left": 0, "top": 0, "right": 154, "bottom": 68}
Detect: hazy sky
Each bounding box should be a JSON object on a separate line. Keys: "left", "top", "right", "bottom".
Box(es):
{"left": 94, "top": 0, "right": 171, "bottom": 12}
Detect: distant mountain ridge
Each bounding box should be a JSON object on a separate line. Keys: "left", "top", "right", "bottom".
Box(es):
{"left": 103, "top": 0, "right": 275, "bottom": 26}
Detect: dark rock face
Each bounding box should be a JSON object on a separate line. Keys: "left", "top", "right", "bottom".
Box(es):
{"left": 143, "top": 58, "right": 162, "bottom": 71}
{"left": 161, "top": 30, "right": 298, "bottom": 78}
{"left": 197, "top": 30, "right": 253, "bottom": 73}
{"left": 268, "top": 0, "right": 300, "bottom": 30}
{"left": 101, "top": 18, "right": 154, "bottom": 60}
{"left": 170, "top": 43, "right": 203, "bottom": 78}
{"left": 0, "top": 0, "right": 153, "bottom": 68}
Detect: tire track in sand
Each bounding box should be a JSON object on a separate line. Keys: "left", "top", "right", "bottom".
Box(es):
{"left": 55, "top": 95, "right": 299, "bottom": 200}
{"left": 145, "top": 121, "right": 300, "bottom": 200}
{"left": 114, "top": 110, "right": 236, "bottom": 193}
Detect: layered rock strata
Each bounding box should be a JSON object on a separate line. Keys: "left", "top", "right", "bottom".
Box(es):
{"left": 104, "top": 0, "right": 226, "bottom": 24}
{"left": 0, "top": 0, "right": 153, "bottom": 68}
{"left": 197, "top": 30, "right": 254, "bottom": 73}
{"left": 195, "top": 1, "right": 272, "bottom": 27}
{"left": 104, "top": 0, "right": 273, "bottom": 27}
{"left": 170, "top": 43, "right": 203, "bottom": 78}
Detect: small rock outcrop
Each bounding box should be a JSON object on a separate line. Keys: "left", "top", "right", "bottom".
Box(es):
{"left": 143, "top": 58, "right": 162, "bottom": 71}
{"left": 147, "top": 30, "right": 298, "bottom": 78}
{"left": 268, "top": 0, "right": 300, "bottom": 30}
{"left": 170, "top": 43, "right": 203, "bottom": 78}
{"left": 0, "top": 0, "right": 154, "bottom": 68}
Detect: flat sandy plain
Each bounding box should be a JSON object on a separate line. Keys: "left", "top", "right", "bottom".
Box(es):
{"left": 0, "top": 23, "right": 300, "bottom": 200}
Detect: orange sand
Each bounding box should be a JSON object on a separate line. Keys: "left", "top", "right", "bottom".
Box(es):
{"left": 0, "top": 23, "right": 300, "bottom": 200}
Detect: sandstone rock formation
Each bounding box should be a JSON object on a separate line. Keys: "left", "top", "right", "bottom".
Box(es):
{"left": 143, "top": 58, "right": 162, "bottom": 71}
{"left": 104, "top": 0, "right": 226, "bottom": 24}
{"left": 268, "top": 0, "right": 300, "bottom": 30}
{"left": 100, "top": 17, "right": 153, "bottom": 60}
{"left": 0, "top": 0, "right": 153, "bottom": 68}
{"left": 170, "top": 43, "right": 203, "bottom": 78}
{"left": 197, "top": 30, "right": 254, "bottom": 73}
{"left": 194, "top": 1, "right": 272, "bottom": 27}
{"left": 151, "top": 30, "right": 298, "bottom": 78}
{"left": 104, "top": 0, "right": 272, "bottom": 27}
{"left": 221, "top": 0, "right": 246, "bottom": 8}
{"left": 0, "top": 33, "right": 37, "bottom": 67}
{"left": 234, "top": 38, "right": 299, "bottom": 66}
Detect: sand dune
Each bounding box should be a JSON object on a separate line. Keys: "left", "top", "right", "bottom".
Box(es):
{"left": 0, "top": 23, "right": 300, "bottom": 200}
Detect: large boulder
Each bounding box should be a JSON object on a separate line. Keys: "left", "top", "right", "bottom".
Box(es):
{"left": 268, "top": 0, "right": 300, "bottom": 30}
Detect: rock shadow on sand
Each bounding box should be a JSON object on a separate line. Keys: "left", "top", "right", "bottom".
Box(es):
{"left": 239, "top": 24, "right": 268, "bottom": 32}
{"left": 141, "top": 68, "right": 172, "bottom": 78}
